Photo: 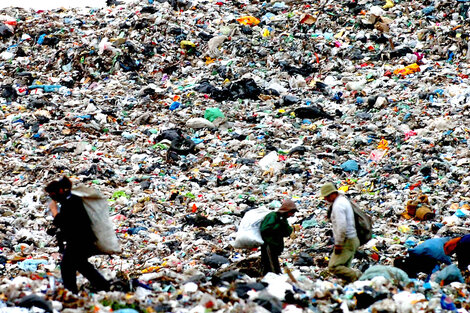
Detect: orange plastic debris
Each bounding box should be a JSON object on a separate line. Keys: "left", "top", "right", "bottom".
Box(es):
{"left": 393, "top": 63, "right": 420, "bottom": 77}
{"left": 236, "top": 16, "right": 260, "bottom": 26}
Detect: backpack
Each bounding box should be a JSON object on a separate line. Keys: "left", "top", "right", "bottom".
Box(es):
{"left": 350, "top": 200, "right": 373, "bottom": 246}
{"left": 71, "top": 185, "right": 122, "bottom": 255}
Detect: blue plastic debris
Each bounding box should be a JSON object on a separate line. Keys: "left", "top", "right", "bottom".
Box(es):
{"left": 341, "top": 160, "right": 359, "bottom": 172}
{"left": 114, "top": 309, "right": 139, "bottom": 313}
{"left": 440, "top": 294, "right": 458, "bottom": 311}
{"left": 405, "top": 238, "right": 417, "bottom": 248}
{"left": 422, "top": 6, "right": 435, "bottom": 15}
{"left": 434, "top": 264, "right": 464, "bottom": 285}
{"left": 170, "top": 101, "right": 181, "bottom": 111}
{"left": 18, "top": 259, "right": 48, "bottom": 272}
{"left": 28, "top": 85, "right": 62, "bottom": 92}
{"left": 127, "top": 227, "right": 148, "bottom": 235}
{"left": 191, "top": 138, "right": 204, "bottom": 144}
{"left": 37, "top": 34, "right": 46, "bottom": 45}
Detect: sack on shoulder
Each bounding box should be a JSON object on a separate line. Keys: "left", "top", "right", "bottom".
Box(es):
{"left": 350, "top": 200, "right": 373, "bottom": 246}
{"left": 231, "top": 208, "right": 271, "bottom": 249}
{"left": 72, "top": 185, "right": 122, "bottom": 255}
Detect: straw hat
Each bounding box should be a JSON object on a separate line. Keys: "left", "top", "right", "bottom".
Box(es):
{"left": 319, "top": 182, "right": 338, "bottom": 198}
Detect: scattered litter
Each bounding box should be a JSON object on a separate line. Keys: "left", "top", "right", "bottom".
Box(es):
{"left": 1, "top": 0, "right": 470, "bottom": 311}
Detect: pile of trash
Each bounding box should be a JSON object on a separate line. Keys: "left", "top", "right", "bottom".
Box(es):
{"left": 1, "top": 0, "right": 470, "bottom": 311}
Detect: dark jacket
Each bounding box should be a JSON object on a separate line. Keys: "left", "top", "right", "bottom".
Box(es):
{"left": 53, "top": 194, "right": 97, "bottom": 252}
{"left": 259, "top": 211, "right": 293, "bottom": 255}
{"left": 455, "top": 234, "right": 470, "bottom": 270}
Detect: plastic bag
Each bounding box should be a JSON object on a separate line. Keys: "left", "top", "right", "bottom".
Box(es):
{"left": 231, "top": 208, "right": 271, "bottom": 249}
{"left": 72, "top": 186, "right": 121, "bottom": 254}
{"left": 204, "top": 108, "right": 225, "bottom": 122}
{"left": 433, "top": 264, "right": 464, "bottom": 285}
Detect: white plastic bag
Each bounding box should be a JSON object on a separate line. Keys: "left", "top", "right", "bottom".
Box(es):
{"left": 71, "top": 185, "right": 121, "bottom": 254}
{"left": 231, "top": 208, "right": 271, "bottom": 249}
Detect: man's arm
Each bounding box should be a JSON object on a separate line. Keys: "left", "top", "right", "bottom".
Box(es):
{"left": 331, "top": 205, "right": 347, "bottom": 253}
{"left": 48, "top": 200, "right": 59, "bottom": 217}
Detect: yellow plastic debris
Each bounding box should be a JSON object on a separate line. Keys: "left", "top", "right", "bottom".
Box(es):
{"left": 180, "top": 40, "right": 196, "bottom": 49}
{"left": 383, "top": 0, "right": 394, "bottom": 9}
{"left": 334, "top": 30, "right": 344, "bottom": 39}
{"left": 377, "top": 139, "right": 389, "bottom": 150}
{"left": 398, "top": 225, "right": 411, "bottom": 233}
{"left": 141, "top": 266, "right": 160, "bottom": 273}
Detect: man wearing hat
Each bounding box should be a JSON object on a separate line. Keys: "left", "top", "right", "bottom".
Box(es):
{"left": 320, "top": 182, "right": 360, "bottom": 282}
{"left": 259, "top": 199, "right": 297, "bottom": 275}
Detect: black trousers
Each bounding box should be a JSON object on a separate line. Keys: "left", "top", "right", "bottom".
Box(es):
{"left": 456, "top": 246, "right": 470, "bottom": 270}
{"left": 261, "top": 244, "right": 281, "bottom": 275}
{"left": 61, "top": 244, "right": 109, "bottom": 293}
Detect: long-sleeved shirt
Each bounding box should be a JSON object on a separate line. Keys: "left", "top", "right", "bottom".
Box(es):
{"left": 259, "top": 212, "right": 293, "bottom": 255}
{"left": 53, "top": 194, "right": 97, "bottom": 252}
{"left": 331, "top": 195, "right": 357, "bottom": 245}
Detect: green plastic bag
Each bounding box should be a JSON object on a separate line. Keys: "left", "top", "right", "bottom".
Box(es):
{"left": 204, "top": 108, "right": 225, "bottom": 122}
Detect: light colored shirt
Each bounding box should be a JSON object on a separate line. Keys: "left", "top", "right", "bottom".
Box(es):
{"left": 331, "top": 195, "right": 357, "bottom": 245}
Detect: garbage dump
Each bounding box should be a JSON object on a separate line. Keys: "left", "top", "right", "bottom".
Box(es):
{"left": 1, "top": 0, "right": 470, "bottom": 312}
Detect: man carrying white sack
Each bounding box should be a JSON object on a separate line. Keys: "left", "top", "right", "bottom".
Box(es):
{"left": 259, "top": 199, "right": 298, "bottom": 275}
{"left": 45, "top": 176, "right": 110, "bottom": 294}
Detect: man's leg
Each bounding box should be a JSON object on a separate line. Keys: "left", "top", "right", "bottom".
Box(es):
{"left": 76, "top": 256, "right": 110, "bottom": 291}
{"left": 61, "top": 247, "right": 79, "bottom": 293}
{"left": 328, "top": 237, "right": 360, "bottom": 282}
{"left": 265, "top": 245, "right": 281, "bottom": 274}
{"left": 261, "top": 244, "right": 271, "bottom": 275}
{"left": 63, "top": 246, "right": 109, "bottom": 292}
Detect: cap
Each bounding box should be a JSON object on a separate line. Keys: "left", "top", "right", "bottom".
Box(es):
{"left": 277, "top": 199, "right": 297, "bottom": 214}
